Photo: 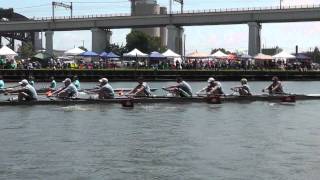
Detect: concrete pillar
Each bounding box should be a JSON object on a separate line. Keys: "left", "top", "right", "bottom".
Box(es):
{"left": 248, "top": 22, "right": 261, "bottom": 56}
{"left": 160, "top": 7, "right": 168, "bottom": 47}
{"left": 45, "top": 31, "right": 54, "bottom": 55}
{"left": 167, "top": 25, "right": 184, "bottom": 55}
{"left": 91, "top": 28, "right": 112, "bottom": 53}
{"left": 33, "top": 32, "right": 42, "bottom": 51}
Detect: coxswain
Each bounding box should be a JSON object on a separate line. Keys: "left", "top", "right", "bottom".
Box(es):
{"left": 51, "top": 78, "right": 78, "bottom": 98}
{"left": 72, "top": 76, "right": 81, "bottom": 90}
{"left": 262, "top": 76, "right": 284, "bottom": 95}
{"left": 231, "top": 78, "right": 252, "bottom": 96}
{"left": 49, "top": 76, "right": 57, "bottom": 90}
{"left": 6, "top": 79, "right": 38, "bottom": 101}
{"left": 28, "top": 76, "right": 35, "bottom": 86}
{"left": 127, "top": 77, "right": 151, "bottom": 97}
{"left": 0, "top": 75, "right": 4, "bottom": 89}
{"left": 197, "top": 77, "right": 224, "bottom": 96}
{"left": 89, "top": 78, "right": 115, "bottom": 99}
{"left": 163, "top": 77, "right": 192, "bottom": 97}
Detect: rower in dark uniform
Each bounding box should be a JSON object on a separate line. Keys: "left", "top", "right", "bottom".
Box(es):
{"left": 262, "top": 76, "right": 284, "bottom": 95}
{"left": 231, "top": 78, "right": 252, "bottom": 96}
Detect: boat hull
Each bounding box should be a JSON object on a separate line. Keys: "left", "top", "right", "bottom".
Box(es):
{"left": 1, "top": 94, "right": 320, "bottom": 106}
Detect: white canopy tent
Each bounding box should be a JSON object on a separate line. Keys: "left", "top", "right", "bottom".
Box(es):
{"left": 162, "top": 49, "right": 182, "bottom": 63}
{"left": 64, "top": 47, "right": 85, "bottom": 56}
{"left": 162, "top": 49, "right": 181, "bottom": 58}
{"left": 0, "top": 45, "right": 17, "bottom": 56}
{"left": 210, "top": 50, "right": 228, "bottom": 58}
{"left": 272, "top": 51, "right": 296, "bottom": 61}
{"left": 123, "top": 48, "right": 148, "bottom": 57}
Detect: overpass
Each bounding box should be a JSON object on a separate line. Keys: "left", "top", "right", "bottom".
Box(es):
{"left": 2, "top": 4, "right": 320, "bottom": 55}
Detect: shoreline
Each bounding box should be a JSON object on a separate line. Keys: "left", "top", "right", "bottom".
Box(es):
{"left": 1, "top": 69, "right": 320, "bottom": 82}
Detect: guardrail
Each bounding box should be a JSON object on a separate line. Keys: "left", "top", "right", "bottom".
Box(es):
{"left": 8, "top": 4, "right": 320, "bottom": 22}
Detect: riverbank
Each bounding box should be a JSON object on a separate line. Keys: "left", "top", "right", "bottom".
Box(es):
{"left": 1, "top": 69, "right": 320, "bottom": 81}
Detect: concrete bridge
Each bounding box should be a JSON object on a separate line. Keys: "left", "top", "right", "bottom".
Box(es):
{"left": 2, "top": 4, "right": 320, "bottom": 55}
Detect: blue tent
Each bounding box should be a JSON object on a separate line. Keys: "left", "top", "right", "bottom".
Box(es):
{"left": 100, "top": 52, "right": 120, "bottom": 59}
{"left": 295, "top": 53, "right": 311, "bottom": 60}
{"left": 80, "top": 51, "right": 99, "bottom": 57}
{"left": 149, "top": 51, "right": 166, "bottom": 60}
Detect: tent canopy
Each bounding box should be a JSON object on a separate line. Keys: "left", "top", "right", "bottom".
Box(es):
{"left": 100, "top": 52, "right": 120, "bottom": 59}
{"left": 240, "top": 54, "right": 252, "bottom": 60}
{"left": 80, "top": 51, "right": 99, "bottom": 57}
{"left": 0, "top": 45, "right": 17, "bottom": 56}
{"left": 273, "top": 51, "right": 296, "bottom": 59}
{"left": 149, "top": 51, "right": 166, "bottom": 59}
{"left": 254, "top": 53, "right": 273, "bottom": 60}
{"left": 186, "top": 51, "right": 209, "bottom": 58}
{"left": 123, "top": 48, "right": 148, "bottom": 57}
{"left": 295, "top": 53, "right": 311, "bottom": 60}
{"left": 33, "top": 52, "right": 53, "bottom": 60}
{"left": 210, "top": 50, "right": 228, "bottom": 58}
{"left": 64, "top": 47, "right": 85, "bottom": 56}
{"left": 162, "top": 49, "right": 181, "bottom": 58}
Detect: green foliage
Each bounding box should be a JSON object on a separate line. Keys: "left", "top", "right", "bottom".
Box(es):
{"left": 313, "top": 47, "right": 320, "bottom": 63}
{"left": 211, "top": 48, "right": 231, "bottom": 55}
{"left": 78, "top": 46, "right": 88, "bottom": 51}
{"left": 126, "top": 31, "right": 164, "bottom": 53}
{"left": 18, "top": 42, "right": 35, "bottom": 59}
{"left": 105, "top": 43, "right": 127, "bottom": 55}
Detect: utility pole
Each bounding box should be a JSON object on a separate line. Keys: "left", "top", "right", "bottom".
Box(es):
{"left": 52, "top": 1, "right": 73, "bottom": 20}
{"left": 169, "top": 0, "right": 172, "bottom": 14}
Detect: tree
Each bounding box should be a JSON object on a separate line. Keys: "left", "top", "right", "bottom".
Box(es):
{"left": 105, "top": 43, "right": 127, "bottom": 55}
{"left": 313, "top": 47, "right": 320, "bottom": 63}
{"left": 18, "top": 42, "right": 35, "bottom": 59}
{"left": 78, "top": 46, "right": 88, "bottom": 51}
{"left": 126, "top": 31, "right": 164, "bottom": 53}
{"left": 211, "top": 48, "right": 231, "bottom": 55}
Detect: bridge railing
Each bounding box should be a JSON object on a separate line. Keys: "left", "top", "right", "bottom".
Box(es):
{"left": 21, "top": 4, "right": 320, "bottom": 21}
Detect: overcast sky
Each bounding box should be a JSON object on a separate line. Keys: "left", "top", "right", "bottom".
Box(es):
{"left": 1, "top": 0, "right": 320, "bottom": 53}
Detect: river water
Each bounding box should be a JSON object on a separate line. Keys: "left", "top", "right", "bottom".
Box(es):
{"left": 1, "top": 81, "right": 320, "bottom": 180}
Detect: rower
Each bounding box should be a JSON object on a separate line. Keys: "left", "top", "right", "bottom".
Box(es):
{"left": 28, "top": 76, "right": 35, "bottom": 87}
{"left": 72, "top": 76, "right": 81, "bottom": 90}
{"left": 197, "top": 77, "right": 224, "bottom": 96}
{"left": 89, "top": 78, "right": 115, "bottom": 99}
{"left": 0, "top": 75, "right": 4, "bottom": 90}
{"left": 231, "top": 78, "right": 252, "bottom": 96}
{"left": 52, "top": 78, "right": 78, "bottom": 98}
{"left": 127, "top": 77, "right": 151, "bottom": 97}
{"left": 49, "top": 76, "right": 57, "bottom": 90}
{"left": 6, "top": 79, "right": 38, "bottom": 101}
{"left": 262, "top": 76, "right": 284, "bottom": 95}
{"left": 164, "top": 77, "right": 192, "bottom": 97}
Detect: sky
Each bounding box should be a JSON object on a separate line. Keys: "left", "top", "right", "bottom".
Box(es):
{"left": 1, "top": 0, "right": 320, "bottom": 54}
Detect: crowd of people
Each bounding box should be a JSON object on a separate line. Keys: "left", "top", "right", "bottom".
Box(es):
{"left": 0, "top": 56, "right": 317, "bottom": 71}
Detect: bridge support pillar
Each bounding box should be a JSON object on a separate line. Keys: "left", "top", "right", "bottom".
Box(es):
{"left": 45, "top": 31, "right": 54, "bottom": 55}
{"left": 33, "top": 32, "right": 42, "bottom": 51}
{"left": 91, "top": 28, "right": 112, "bottom": 53}
{"left": 167, "top": 25, "right": 184, "bottom": 55}
{"left": 248, "top": 22, "right": 261, "bottom": 56}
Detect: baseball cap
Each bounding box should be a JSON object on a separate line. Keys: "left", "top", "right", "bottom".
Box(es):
{"left": 99, "top": 78, "right": 108, "bottom": 83}
{"left": 207, "top": 77, "right": 215, "bottom": 83}
{"left": 19, "top": 79, "right": 29, "bottom": 85}
{"left": 62, "top": 78, "right": 71, "bottom": 83}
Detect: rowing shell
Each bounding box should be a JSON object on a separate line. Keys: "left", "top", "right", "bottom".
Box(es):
{"left": 0, "top": 94, "right": 320, "bottom": 106}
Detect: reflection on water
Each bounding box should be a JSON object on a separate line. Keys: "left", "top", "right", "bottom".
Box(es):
{"left": 0, "top": 82, "right": 320, "bottom": 179}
